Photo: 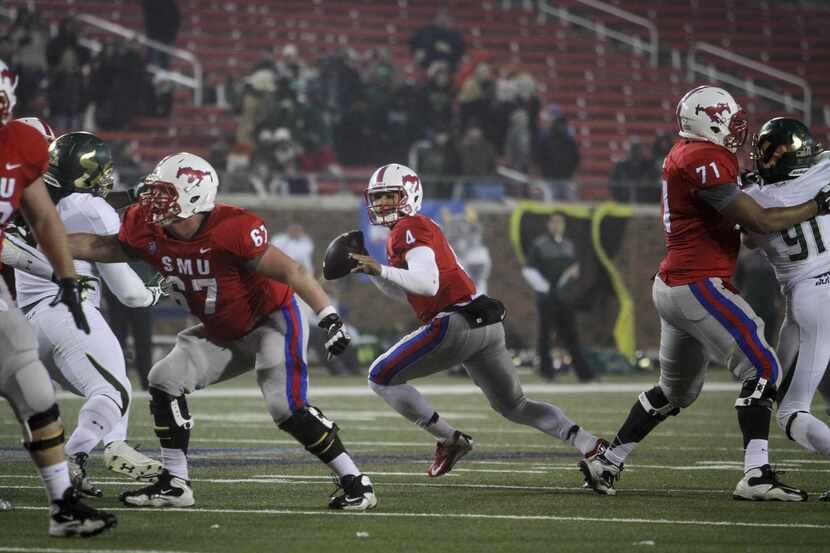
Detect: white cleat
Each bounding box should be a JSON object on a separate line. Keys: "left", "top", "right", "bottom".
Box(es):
{"left": 733, "top": 465, "right": 807, "bottom": 501}
{"left": 579, "top": 452, "right": 623, "bottom": 496}
{"left": 104, "top": 441, "right": 163, "bottom": 481}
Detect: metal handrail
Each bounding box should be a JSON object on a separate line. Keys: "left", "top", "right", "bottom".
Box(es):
{"left": 74, "top": 13, "right": 203, "bottom": 106}
{"left": 537, "top": 0, "right": 658, "bottom": 67}
{"left": 687, "top": 42, "right": 812, "bottom": 126}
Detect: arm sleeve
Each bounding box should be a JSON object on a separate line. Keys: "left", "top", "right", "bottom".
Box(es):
{"left": 379, "top": 246, "right": 440, "bottom": 296}
{"left": 1, "top": 233, "right": 54, "bottom": 279}
{"left": 97, "top": 262, "right": 154, "bottom": 307}
{"left": 368, "top": 274, "right": 408, "bottom": 303}
{"left": 697, "top": 183, "right": 741, "bottom": 212}
{"left": 521, "top": 266, "right": 550, "bottom": 294}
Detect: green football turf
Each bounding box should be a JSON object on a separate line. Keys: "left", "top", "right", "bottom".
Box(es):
{"left": 1, "top": 370, "right": 828, "bottom": 553}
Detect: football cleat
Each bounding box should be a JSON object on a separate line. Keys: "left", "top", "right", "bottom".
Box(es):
{"left": 733, "top": 465, "right": 807, "bottom": 501}
{"left": 427, "top": 431, "right": 474, "bottom": 477}
{"left": 819, "top": 490, "right": 830, "bottom": 501}
{"left": 119, "top": 469, "right": 194, "bottom": 507}
{"left": 583, "top": 438, "right": 609, "bottom": 462}
{"left": 67, "top": 452, "right": 103, "bottom": 498}
{"left": 104, "top": 441, "right": 163, "bottom": 481}
{"left": 49, "top": 487, "right": 117, "bottom": 537}
{"left": 0, "top": 497, "right": 12, "bottom": 511}
{"left": 579, "top": 452, "right": 623, "bottom": 496}
{"left": 328, "top": 474, "right": 378, "bottom": 511}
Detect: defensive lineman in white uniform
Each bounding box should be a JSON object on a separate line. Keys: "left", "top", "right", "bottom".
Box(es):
{"left": 3, "top": 130, "right": 163, "bottom": 496}
{"left": 743, "top": 118, "right": 830, "bottom": 500}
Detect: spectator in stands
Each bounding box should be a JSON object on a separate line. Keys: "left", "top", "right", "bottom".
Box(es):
{"left": 141, "top": 0, "right": 180, "bottom": 71}
{"left": 91, "top": 40, "right": 153, "bottom": 130}
{"left": 444, "top": 207, "right": 492, "bottom": 295}
{"left": 414, "top": 60, "right": 455, "bottom": 138}
{"left": 5, "top": 7, "right": 48, "bottom": 115}
{"left": 459, "top": 61, "right": 500, "bottom": 148}
{"left": 505, "top": 109, "right": 532, "bottom": 173}
{"left": 409, "top": 8, "right": 465, "bottom": 75}
{"left": 610, "top": 136, "right": 658, "bottom": 204}
{"left": 46, "top": 17, "right": 91, "bottom": 130}
{"left": 522, "top": 213, "right": 595, "bottom": 382}
{"left": 275, "top": 44, "right": 314, "bottom": 100}
{"left": 498, "top": 69, "right": 540, "bottom": 151}
{"left": 236, "top": 68, "right": 278, "bottom": 145}
{"left": 411, "top": 131, "right": 458, "bottom": 197}
{"left": 251, "top": 126, "right": 308, "bottom": 194}
{"left": 651, "top": 131, "right": 674, "bottom": 165}
{"left": 317, "top": 49, "right": 364, "bottom": 126}
{"left": 368, "top": 81, "right": 418, "bottom": 165}
{"left": 534, "top": 107, "right": 581, "bottom": 200}
{"left": 457, "top": 123, "right": 497, "bottom": 177}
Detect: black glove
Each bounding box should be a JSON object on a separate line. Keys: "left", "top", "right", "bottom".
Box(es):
{"left": 738, "top": 170, "right": 762, "bottom": 189}
{"left": 318, "top": 313, "right": 351, "bottom": 359}
{"left": 816, "top": 184, "right": 830, "bottom": 216}
{"left": 50, "top": 277, "right": 90, "bottom": 334}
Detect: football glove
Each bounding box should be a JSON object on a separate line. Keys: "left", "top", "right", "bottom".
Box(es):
{"left": 738, "top": 170, "right": 762, "bottom": 189}
{"left": 816, "top": 184, "right": 830, "bottom": 215}
{"left": 50, "top": 277, "right": 91, "bottom": 334}
{"left": 145, "top": 272, "right": 170, "bottom": 306}
{"left": 318, "top": 313, "right": 351, "bottom": 359}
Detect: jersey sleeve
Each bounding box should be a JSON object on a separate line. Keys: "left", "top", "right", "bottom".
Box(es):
{"left": 390, "top": 217, "right": 435, "bottom": 258}
{"left": 218, "top": 212, "right": 270, "bottom": 261}
{"left": 684, "top": 146, "right": 739, "bottom": 190}
{"left": 83, "top": 198, "right": 121, "bottom": 235}
{"left": 10, "top": 121, "right": 49, "bottom": 184}
{"left": 117, "top": 204, "right": 145, "bottom": 253}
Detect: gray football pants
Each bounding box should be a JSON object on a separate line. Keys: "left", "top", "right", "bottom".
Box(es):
{"left": 369, "top": 312, "right": 577, "bottom": 439}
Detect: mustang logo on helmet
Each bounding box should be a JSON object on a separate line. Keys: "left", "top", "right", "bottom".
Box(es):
{"left": 695, "top": 103, "right": 731, "bottom": 124}
{"left": 177, "top": 167, "right": 212, "bottom": 186}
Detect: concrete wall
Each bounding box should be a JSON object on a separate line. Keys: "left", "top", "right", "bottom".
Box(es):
{"left": 218, "top": 195, "right": 666, "bottom": 352}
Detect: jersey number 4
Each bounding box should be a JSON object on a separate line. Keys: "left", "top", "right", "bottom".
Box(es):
{"left": 781, "top": 218, "right": 826, "bottom": 261}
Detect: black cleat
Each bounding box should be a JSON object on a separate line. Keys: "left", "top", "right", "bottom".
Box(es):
{"left": 49, "top": 487, "right": 117, "bottom": 537}
{"left": 328, "top": 474, "right": 378, "bottom": 511}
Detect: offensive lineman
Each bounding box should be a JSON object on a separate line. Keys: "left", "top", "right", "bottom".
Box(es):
{"left": 4, "top": 129, "right": 164, "bottom": 497}
{"left": 581, "top": 86, "right": 830, "bottom": 500}
{"left": 65, "top": 152, "right": 378, "bottom": 511}
{"left": 349, "top": 163, "right": 606, "bottom": 477}
{"left": 742, "top": 117, "right": 830, "bottom": 501}
{"left": 0, "top": 59, "right": 116, "bottom": 536}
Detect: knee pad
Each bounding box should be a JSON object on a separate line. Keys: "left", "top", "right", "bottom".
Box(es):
{"left": 779, "top": 410, "right": 809, "bottom": 441}
{"left": 149, "top": 387, "right": 193, "bottom": 452}
{"left": 735, "top": 377, "right": 776, "bottom": 409}
{"left": 639, "top": 386, "right": 680, "bottom": 420}
{"left": 22, "top": 404, "right": 64, "bottom": 451}
{"left": 278, "top": 405, "right": 345, "bottom": 463}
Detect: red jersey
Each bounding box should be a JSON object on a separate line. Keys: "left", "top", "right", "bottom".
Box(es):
{"left": 658, "top": 140, "right": 740, "bottom": 285}
{"left": 387, "top": 214, "right": 476, "bottom": 323}
{"left": 119, "top": 203, "right": 293, "bottom": 340}
{"left": 0, "top": 121, "right": 49, "bottom": 264}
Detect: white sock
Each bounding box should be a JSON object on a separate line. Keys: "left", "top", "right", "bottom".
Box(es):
{"left": 327, "top": 452, "right": 360, "bottom": 479}
{"left": 568, "top": 426, "right": 599, "bottom": 456}
{"left": 161, "top": 448, "right": 189, "bottom": 481}
{"left": 65, "top": 395, "right": 121, "bottom": 455}
{"left": 788, "top": 411, "right": 830, "bottom": 456}
{"left": 744, "top": 439, "right": 769, "bottom": 472}
{"left": 370, "top": 382, "right": 457, "bottom": 440}
{"left": 604, "top": 442, "right": 635, "bottom": 466}
{"left": 39, "top": 461, "right": 72, "bottom": 503}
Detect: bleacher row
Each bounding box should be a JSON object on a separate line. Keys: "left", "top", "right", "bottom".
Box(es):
{"left": 8, "top": 0, "right": 829, "bottom": 198}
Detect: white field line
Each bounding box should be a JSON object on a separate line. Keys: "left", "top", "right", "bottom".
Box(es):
{"left": 0, "top": 548, "right": 204, "bottom": 553}
{"left": 8, "top": 505, "right": 830, "bottom": 530}
{"left": 35, "top": 382, "right": 740, "bottom": 401}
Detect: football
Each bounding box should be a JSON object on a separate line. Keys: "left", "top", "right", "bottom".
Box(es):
{"left": 323, "top": 229, "right": 368, "bottom": 280}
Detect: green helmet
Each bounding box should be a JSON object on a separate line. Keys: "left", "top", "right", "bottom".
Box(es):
{"left": 43, "top": 131, "right": 114, "bottom": 200}
{"left": 751, "top": 117, "right": 823, "bottom": 183}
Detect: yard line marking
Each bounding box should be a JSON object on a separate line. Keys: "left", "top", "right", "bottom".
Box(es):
{"left": 10, "top": 505, "right": 830, "bottom": 530}
{"left": 0, "top": 548, "right": 204, "bottom": 553}
{"left": 32, "top": 382, "right": 741, "bottom": 401}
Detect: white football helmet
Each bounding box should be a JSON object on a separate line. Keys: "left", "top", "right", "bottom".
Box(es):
{"left": 139, "top": 152, "right": 218, "bottom": 225}
{"left": 365, "top": 163, "right": 423, "bottom": 226}
{"left": 676, "top": 85, "right": 748, "bottom": 153}
{"left": 0, "top": 59, "right": 18, "bottom": 124}
{"left": 15, "top": 117, "right": 55, "bottom": 142}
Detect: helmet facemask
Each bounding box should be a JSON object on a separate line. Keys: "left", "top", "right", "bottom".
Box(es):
{"left": 0, "top": 62, "right": 17, "bottom": 124}
{"left": 366, "top": 187, "right": 409, "bottom": 226}
{"left": 139, "top": 180, "right": 182, "bottom": 225}
{"left": 723, "top": 109, "right": 748, "bottom": 152}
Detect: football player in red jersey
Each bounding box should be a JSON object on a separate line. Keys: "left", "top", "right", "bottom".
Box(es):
{"left": 0, "top": 59, "right": 116, "bottom": 536}
{"left": 349, "top": 164, "right": 607, "bottom": 477}
{"left": 581, "top": 85, "right": 830, "bottom": 500}
{"left": 65, "top": 152, "right": 377, "bottom": 511}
